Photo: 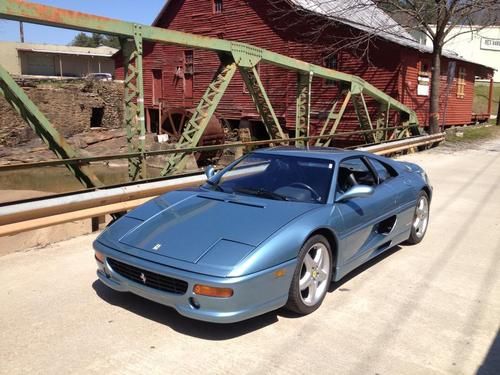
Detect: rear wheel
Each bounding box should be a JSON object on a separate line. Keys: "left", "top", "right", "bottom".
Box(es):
{"left": 285, "top": 235, "right": 332, "bottom": 315}
{"left": 406, "top": 191, "right": 430, "bottom": 244}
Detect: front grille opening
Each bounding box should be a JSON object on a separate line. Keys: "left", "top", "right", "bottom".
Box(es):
{"left": 108, "top": 258, "right": 188, "bottom": 295}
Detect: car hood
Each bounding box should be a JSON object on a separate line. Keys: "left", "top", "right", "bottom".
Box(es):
{"left": 101, "top": 189, "right": 318, "bottom": 269}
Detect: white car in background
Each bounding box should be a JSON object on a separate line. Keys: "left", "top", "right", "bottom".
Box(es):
{"left": 85, "top": 73, "right": 113, "bottom": 81}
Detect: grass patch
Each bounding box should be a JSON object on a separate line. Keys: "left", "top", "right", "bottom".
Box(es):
{"left": 446, "top": 125, "right": 500, "bottom": 143}
{"left": 473, "top": 82, "right": 500, "bottom": 115}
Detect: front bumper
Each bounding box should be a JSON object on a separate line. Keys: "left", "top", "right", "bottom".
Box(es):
{"left": 94, "top": 242, "right": 296, "bottom": 323}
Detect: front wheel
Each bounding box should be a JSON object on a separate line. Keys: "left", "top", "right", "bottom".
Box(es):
{"left": 406, "top": 191, "right": 430, "bottom": 244}
{"left": 285, "top": 235, "right": 332, "bottom": 315}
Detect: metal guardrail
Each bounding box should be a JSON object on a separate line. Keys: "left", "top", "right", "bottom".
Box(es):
{"left": 358, "top": 133, "right": 445, "bottom": 154}
{"left": 0, "top": 134, "right": 444, "bottom": 237}
{"left": 0, "top": 124, "right": 419, "bottom": 172}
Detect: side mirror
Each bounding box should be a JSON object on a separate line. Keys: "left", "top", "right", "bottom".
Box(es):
{"left": 205, "top": 165, "right": 216, "bottom": 179}
{"left": 336, "top": 185, "right": 374, "bottom": 202}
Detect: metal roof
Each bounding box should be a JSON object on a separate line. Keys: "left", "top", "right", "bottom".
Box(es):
{"left": 289, "top": 0, "right": 495, "bottom": 70}
{"left": 290, "top": 0, "right": 416, "bottom": 43}
{"left": 11, "top": 42, "right": 118, "bottom": 57}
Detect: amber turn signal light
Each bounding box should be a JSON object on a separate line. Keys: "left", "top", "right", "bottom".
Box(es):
{"left": 95, "top": 251, "right": 105, "bottom": 264}
{"left": 193, "top": 284, "right": 233, "bottom": 298}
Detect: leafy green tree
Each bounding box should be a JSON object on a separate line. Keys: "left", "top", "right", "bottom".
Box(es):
{"left": 70, "top": 32, "right": 95, "bottom": 47}
{"left": 102, "top": 35, "right": 121, "bottom": 49}
{"left": 70, "top": 32, "right": 120, "bottom": 49}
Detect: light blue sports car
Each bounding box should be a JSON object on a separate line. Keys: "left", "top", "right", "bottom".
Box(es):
{"left": 94, "top": 147, "right": 431, "bottom": 323}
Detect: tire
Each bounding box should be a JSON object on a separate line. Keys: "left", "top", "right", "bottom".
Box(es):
{"left": 406, "top": 191, "right": 430, "bottom": 245}
{"left": 285, "top": 235, "right": 333, "bottom": 315}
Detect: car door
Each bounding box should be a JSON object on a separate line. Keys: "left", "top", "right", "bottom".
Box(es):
{"left": 366, "top": 156, "right": 417, "bottom": 236}
{"left": 334, "top": 156, "right": 399, "bottom": 268}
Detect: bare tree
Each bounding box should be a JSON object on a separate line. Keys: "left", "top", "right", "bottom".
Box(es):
{"left": 378, "top": 0, "right": 500, "bottom": 133}
{"left": 269, "top": 0, "right": 500, "bottom": 134}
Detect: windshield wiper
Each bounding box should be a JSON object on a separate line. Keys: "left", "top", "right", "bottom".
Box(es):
{"left": 234, "top": 187, "right": 290, "bottom": 201}
{"left": 205, "top": 179, "right": 224, "bottom": 192}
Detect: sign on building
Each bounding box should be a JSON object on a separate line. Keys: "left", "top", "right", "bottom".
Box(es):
{"left": 480, "top": 38, "right": 500, "bottom": 51}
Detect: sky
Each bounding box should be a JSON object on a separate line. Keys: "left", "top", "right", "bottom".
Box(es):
{"left": 0, "top": 0, "right": 166, "bottom": 45}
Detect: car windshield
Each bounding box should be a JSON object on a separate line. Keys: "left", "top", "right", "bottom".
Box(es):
{"left": 204, "top": 153, "right": 334, "bottom": 203}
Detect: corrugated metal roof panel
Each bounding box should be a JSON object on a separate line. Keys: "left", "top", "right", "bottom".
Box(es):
{"left": 9, "top": 42, "right": 118, "bottom": 57}
{"left": 289, "top": 0, "right": 495, "bottom": 70}
{"left": 290, "top": 0, "right": 416, "bottom": 41}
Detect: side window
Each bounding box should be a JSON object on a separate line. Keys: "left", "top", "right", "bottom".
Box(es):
{"left": 183, "top": 50, "right": 194, "bottom": 99}
{"left": 213, "top": 0, "right": 223, "bottom": 14}
{"left": 457, "top": 67, "right": 466, "bottom": 99}
{"left": 368, "top": 158, "right": 396, "bottom": 183}
{"left": 337, "top": 157, "right": 376, "bottom": 193}
{"left": 324, "top": 55, "right": 338, "bottom": 86}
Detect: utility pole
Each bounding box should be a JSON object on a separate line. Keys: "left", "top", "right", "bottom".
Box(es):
{"left": 19, "top": 21, "right": 24, "bottom": 43}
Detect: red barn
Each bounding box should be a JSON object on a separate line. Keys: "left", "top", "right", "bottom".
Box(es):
{"left": 116, "top": 0, "right": 494, "bottom": 141}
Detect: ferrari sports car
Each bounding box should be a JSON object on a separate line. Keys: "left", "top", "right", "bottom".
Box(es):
{"left": 94, "top": 147, "right": 431, "bottom": 323}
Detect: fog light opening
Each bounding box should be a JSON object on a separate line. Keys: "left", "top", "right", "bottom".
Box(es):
{"left": 189, "top": 297, "right": 201, "bottom": 310}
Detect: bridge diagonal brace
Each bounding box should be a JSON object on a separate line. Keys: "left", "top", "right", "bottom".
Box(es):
{"left": 352, "top": 92, "right": 376, "bottom": 144}
{"left": 121, "top": 24, "right": 147, "bottom": 182}
{"left": 162, "top": 57, "right": 238, "bottom": 176}
{"left": 295, "top": 72, "right": 313, "bottom": 147}
{"left": 0, "top": 64, "right": 102, "bottom": 188}
{"left": 239, "top": 66, "right": 285, "bottom": 140}
{"left": 373, "top": 103, "right": 390, "bottom": 142}
{"left": 316, "top": 89, "right": 352, "bottom": 147}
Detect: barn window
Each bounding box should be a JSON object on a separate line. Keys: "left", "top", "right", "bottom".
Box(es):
{"left": 457, "top": 67, "right": 466, "bottom": 99}
{"left": 324, "top": 55, "right": 338, "bottom": 86}
{"left": 417, "top": 62, "right": 431, "bottom": 96}
{"left": 213, "top": 0, "right": 223, "bottom": 14}
{"left": 152, "top": 69, "right": 163, "bottom": 104}
{"left": 184, "top": 51, "right": 194, "bottom": 75}
{"left": 441, "top": 63, "right": 448, "bottom": 76}
{"left": 184, "top": 50, "right": 194, "bottom": 99}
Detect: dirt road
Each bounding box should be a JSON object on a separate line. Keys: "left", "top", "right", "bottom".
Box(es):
{"left": 1, "top": 139, "right": 499, "bottom": 374}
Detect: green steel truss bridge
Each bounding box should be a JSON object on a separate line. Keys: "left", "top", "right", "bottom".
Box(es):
{"left": 0, "top": 0, "right": 419, "bottom": 189}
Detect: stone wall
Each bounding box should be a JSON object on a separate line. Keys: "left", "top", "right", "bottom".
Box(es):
{"left": 0, "top": 78, "right": 123, "bottom": 147}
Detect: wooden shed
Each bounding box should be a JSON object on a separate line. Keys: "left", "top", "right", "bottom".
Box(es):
{"left": 115, "top": 0, "right": 494, "bottom": 141}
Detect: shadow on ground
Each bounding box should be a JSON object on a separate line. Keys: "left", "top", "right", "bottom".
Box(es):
{"left": 93, "top": 245, "right": 404, "bottom": 339}
{"left": 477, "top": 329, "right": 500, "bottom": 375}
{"left": 92, "top": 280, "right": 279, "bottom": 340}
{"left": 280, "top": 245, "right": 403, "bottom": 319}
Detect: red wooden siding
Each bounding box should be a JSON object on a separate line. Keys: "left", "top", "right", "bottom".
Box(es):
{"left": 399, "top": 52, "right": 481, "bottom": 127}
{"left": 115, "top": 0, "right": 493, "bottom": 137}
